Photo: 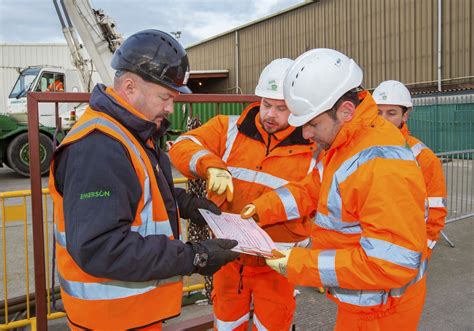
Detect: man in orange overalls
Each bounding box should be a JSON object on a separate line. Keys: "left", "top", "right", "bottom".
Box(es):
{"left": 242, "top": 49, "right": 428, "bottom": 330}
{"left": 373, "top": 80, "right": 447, "bottom": 257}
{"left": 170, "top": 58, "right": 319, "bottom": 330}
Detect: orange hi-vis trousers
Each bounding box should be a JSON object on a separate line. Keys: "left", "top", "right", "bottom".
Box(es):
{"left": 212, "top": 261, "right": 295, "bottom": 330}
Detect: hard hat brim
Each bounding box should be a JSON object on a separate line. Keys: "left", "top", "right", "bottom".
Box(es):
{"left": 288, "top": 111, "right": 317, "bottom": 127}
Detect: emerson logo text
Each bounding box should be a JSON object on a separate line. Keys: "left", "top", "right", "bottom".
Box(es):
{"left": 80, "top": 190, "right": 111, "bottom": 200}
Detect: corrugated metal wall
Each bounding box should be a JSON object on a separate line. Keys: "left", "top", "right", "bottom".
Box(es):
{"left": 187, "top": 0, "right": 473, "bottom": 94}
{"left": 0, "top": 43, "right": 75, "bottom": 112}
{"left": 185, "top": 34, "right": 237, "bottom": 92}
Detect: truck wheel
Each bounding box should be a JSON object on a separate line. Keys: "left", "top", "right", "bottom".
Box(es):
{"left": 6, "top": 132, "right": 54, "bottom": 177}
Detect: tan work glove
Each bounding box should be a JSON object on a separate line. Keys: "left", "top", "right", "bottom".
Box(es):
{"left": 266, "top": 249, "right": 291, "bottom": 276}
{"left": 240, "top": 204, "right": 259, "bottom": 223}
{"left": 207, "top": 167, "right": 234, "bottom": 202}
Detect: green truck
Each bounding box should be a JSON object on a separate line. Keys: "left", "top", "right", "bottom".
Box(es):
{"left": 0, "top": 114, "right": 60, "bottom": 177}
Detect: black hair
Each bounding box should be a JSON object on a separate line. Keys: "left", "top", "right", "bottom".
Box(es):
{"left": 326, "top": 88, "right": 361, "bottom": 120}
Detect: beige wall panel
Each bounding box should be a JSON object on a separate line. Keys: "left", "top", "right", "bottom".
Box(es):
{"left": 385, "top": 0, "right": 401, "bottom": 82}
{"left": 399, "top": 0, "right": 416, "bottom": 85}
{"left": 444, "top": 0, "right": 473, "bottom": 82}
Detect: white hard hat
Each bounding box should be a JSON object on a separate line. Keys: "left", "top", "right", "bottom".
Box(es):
{"left": 284, "top": 48, "right": 363, "bottom": 127}
{"left": 372, "top": 80, "right": 413, "bottom": 108}
{"left": 255, "top": 58, "right": 295, "bottom": 100}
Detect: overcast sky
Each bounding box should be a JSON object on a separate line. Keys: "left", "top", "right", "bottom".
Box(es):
{"left": 0, "top": 0, "right": 302, "bottom": 47}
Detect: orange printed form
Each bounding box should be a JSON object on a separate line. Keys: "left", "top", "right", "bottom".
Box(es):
{"left": 198, "top": 209, "right": 283, "bottom": 258}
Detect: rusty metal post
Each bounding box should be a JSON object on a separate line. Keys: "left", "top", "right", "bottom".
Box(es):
{"left": 27, "top": 92, "right": 48, "bottom": 330}
{"left": 53, "top": 102, "right": 61, "bottom": 147}
{"left": 175, "top": 94, "right": 260, "bottom": 103}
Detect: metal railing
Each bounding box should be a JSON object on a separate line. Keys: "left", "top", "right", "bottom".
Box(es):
{"left": 0, "top": 178, "right": 205, "bottom": 330}
{"left": 437, "top": 149, "right": 474, "bottom": 222}
{"left": 0, "top": 189, "right": 62, "bottom": 329}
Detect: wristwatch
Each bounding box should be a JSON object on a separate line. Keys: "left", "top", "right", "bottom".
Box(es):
{"left": 193, "top": 252, "right": 208, "bottom": 268}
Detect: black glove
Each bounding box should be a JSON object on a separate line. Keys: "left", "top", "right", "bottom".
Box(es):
{"left": 188, "top": 239, "right": 240, "bottom": 276}
{"left": 176, "top": 189, "right": 221, "bottom": 226}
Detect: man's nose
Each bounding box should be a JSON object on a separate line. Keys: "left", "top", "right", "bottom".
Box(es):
{"left": 302, "top": 125, "right": 312, "bottom": 140}
{"left": 267, "top": 107, "right": 277, "bottom": 117}
{"left": 164, "top": 99, "right": 175, "bottom": 114}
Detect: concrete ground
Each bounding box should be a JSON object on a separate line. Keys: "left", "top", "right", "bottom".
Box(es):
{"left": 0, "top": 165, "right": 473, "bottom": 330}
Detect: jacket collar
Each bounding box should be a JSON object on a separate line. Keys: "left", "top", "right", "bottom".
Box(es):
{"left": 328, "top": 91, "right": 379, "bottom": 151}
{"left": 400, "top": 123, "right": 410, "bottom": 138}
{"left": 89, "top": 84, "right": 170, "bottom": 144}
{"left": 238, "top": 102, "right": 312, "bottom": 147}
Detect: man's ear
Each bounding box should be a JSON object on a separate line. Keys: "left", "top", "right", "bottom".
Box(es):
{"left": 336, "top": 100, "right": 356, "bottom": 122}
{"left": 123, "top": 76, "right": 137, "bottom": 95}
{"left": 402, "top": 108, "right": 410, "bottom": 124}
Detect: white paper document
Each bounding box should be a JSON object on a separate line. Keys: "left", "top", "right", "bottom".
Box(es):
{"left": 198, "top": 209, "right": 277, "bottom": 258}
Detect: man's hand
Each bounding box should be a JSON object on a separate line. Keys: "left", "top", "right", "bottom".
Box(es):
{"left": 177, "top": 191, "right": 221, "bottom": 227}
{"left": 266, "top": 249, "right": 291, "bottom": 276}
{"left": 240, "top": 204, "right": 259, "bottom": 222}
{"left": 188, "top": 239, "right": 240, "bottom": 276}
{"left": 207, "top": 167, "right": 234, "bottom": 202}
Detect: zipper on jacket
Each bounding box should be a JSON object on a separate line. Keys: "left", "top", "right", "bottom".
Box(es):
{"left": 265, "top": 135, "right": 272, "bottom": 156}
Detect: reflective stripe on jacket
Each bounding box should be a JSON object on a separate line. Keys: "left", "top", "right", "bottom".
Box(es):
{"left": 251, "top": 92, "right": 428, "bottom": 313}
{"left": 49, "top": 107, "right": 182, "bottom": 329}
{"left": 401, "top": 124, "right": 447, "bottom": 250}
{"left": 170, "top": 102, "right": 318, "bottom": 243}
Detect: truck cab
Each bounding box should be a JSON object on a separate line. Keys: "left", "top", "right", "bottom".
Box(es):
{"left": 0, "top": 66, "right": 85, "bottom": 177}
{"left": 6, "top": 66, "right": 85, "bottom": 128}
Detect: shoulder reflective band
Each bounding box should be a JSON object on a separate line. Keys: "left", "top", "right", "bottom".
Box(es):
{"left": 327, "top": 145, "right": 415, "bottom": 220}
{"left": 315, "top": 146, "right": 415, "bottom": 234}
{"left": 222, "top": 116, "right": 240, "bottom": 163}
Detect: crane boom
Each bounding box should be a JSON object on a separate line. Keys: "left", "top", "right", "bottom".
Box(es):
{"left": 53, "top": 0, "right": 122, "bottom": 88}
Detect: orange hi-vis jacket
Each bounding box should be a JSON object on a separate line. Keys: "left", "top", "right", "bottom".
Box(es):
{"left": 48, "top": 80, "right": 64, "bottom": 92}
{"left": 49, "top": 107, "right": 183, "bottom": 329}
{"left": 401, "top": 123, "right": 447, "bottom": 252}
{"left": 252, "top": 92, "right": 429, "bottom": 314}
{"left": 170, "top": 102, "right": 318, "bottom": 244}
